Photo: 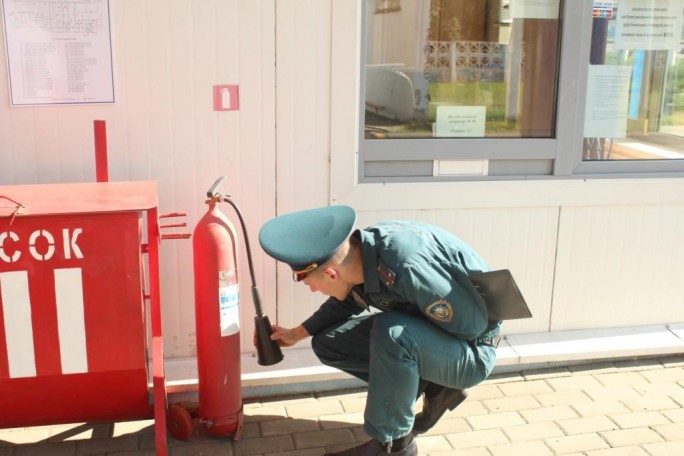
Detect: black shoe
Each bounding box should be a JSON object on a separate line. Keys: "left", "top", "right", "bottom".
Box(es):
{"left": 413, "top": 384, "right": 468, "bottom": 434}
{"left": 324, "top": 434, "right": 417, "bottom": 455}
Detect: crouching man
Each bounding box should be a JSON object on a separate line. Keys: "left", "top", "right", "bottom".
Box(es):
{"left": 258, "top": 206, "right": 501, "bottom": 456}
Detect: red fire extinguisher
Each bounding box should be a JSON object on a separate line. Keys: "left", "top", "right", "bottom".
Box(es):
{"left": 167, "top": 177, "right": 283, "bottom": 441}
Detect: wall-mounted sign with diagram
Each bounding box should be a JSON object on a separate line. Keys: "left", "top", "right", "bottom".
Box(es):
{"left": 434, "top": 106, "right": 486, "bottom": 137}
{"left": 1, "top": 0, "right": 114, "bottom": 106}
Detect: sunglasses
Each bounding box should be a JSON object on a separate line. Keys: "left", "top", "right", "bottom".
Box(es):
{"left": 292, "top": 263, "right": 318, "bottom": 282}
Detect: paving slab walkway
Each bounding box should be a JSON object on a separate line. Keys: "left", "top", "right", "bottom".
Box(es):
{"left": 2, "top": 355, "right": 684, "bottom": 455}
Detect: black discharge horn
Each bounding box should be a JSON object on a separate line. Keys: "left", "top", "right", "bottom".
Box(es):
{"left": 206, "top": 177, "right": 284, "bottom": 366}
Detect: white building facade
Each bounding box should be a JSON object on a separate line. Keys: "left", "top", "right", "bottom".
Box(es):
{"left": 1, "top": 1, "right": 684, "bottom": 385}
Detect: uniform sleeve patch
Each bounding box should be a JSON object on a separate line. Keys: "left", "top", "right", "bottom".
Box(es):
{"left": 425, "top": 299, "right": 454, "bottom": 322}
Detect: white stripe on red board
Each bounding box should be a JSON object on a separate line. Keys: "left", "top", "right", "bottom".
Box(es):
{"left": 0, "top": 271, "right": 37, "bottom": 378}
{"left": 54, "top": 268, "right": 88, "bottom": 374}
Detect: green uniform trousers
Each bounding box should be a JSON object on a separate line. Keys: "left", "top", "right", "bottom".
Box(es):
{"left": 311, "top": 311, "right": 497, "bottom": 443}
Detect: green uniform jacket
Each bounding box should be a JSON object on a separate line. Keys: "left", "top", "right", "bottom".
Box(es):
{"left": 302, "top": 220, "right": 495, "bottom": 341}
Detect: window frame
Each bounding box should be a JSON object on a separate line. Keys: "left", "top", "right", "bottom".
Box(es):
{"left": 356, "top": 0, "right": 684, "bottom": 183}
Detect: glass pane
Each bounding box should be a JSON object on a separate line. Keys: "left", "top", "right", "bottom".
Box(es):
{"left": 583, "top": 0, "right": 684, "bottom": 161}
{"left": 364, "top": 0, "right": 562, "bottom": 140}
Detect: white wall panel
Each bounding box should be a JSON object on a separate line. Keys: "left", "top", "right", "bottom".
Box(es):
{"left": 274, "top": 0, "right": 335, "bottom": 329}
{"left": 353, "top": 207, "right": 558, "bottom": 335}
{"left": 324, "top": 0, "right": 684, "bottom": 344}
{"left": 271, "top": 206, "right": 556, "bottom": 339}
{"left": 0, "top": 0, "right": 276, "bottom": 358}
{"left": 552, "top": 205, "right": 684, "bottom": 331}
{"left": 3, "top": 0, "right": 684, "bottom": 372}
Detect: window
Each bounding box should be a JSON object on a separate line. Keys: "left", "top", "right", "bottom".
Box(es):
{"left": 583, "top": 0, "right": 684, "bottom": 162}
{"left": 359, "top": 0, "right": 684, "bottom": 182}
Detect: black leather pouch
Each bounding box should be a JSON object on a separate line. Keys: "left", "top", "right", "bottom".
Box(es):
{"left": 469, "top": 269, "right": 532, "bottom": 320}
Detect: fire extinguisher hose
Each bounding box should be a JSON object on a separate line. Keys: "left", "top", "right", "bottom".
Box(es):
{"left": 205, "top": 176, "right": 284, "bottom": 366}
{"left": 218, "top": 196, "right": 263, "bottom": 316}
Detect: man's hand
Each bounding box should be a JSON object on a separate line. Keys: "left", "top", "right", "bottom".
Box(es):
{"left": 269, "top": 324, "right": 310, "bottom": 347}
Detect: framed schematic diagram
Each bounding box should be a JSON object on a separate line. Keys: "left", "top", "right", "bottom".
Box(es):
{"left": 1, "top": 0, "right": 114, "bottom": 106}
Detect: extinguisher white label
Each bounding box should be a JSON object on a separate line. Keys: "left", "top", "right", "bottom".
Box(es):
{"left": 218, "top": 276, "right": 240, "bottom": 337}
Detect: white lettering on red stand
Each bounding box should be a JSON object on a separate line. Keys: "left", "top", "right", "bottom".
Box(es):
{"left": 0, "top": 232, "right": 20, "bottom": 263}
{"left": 0, "top": 228, "right": 83, "bottom": 263}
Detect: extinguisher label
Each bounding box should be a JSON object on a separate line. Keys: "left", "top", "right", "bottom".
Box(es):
{"left": 218, "top": 272, "right": 239, "bottom": 337}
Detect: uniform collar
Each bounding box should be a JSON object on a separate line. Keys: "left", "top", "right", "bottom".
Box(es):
{"left": 355, "top": 229, "right": 381, "bottom": 294}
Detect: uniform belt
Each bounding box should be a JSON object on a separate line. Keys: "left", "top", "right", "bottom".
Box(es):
{"left": 475, "top": 334, "right": 502, "bottom": 348}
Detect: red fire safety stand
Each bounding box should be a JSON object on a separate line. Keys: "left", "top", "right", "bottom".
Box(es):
{"left": 0, "top": 180, "right": 184, "bottom": 456}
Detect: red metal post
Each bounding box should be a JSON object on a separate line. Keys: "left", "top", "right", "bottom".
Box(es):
{"left": 146, "top": 207, "right": 168, "bottom": 456}
{"left": 93, "top": 120, "right": 109, "bottom": 183}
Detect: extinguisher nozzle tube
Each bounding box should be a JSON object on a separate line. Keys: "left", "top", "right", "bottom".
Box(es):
{"left": 255, "top": 314, "right": 284, "bottom": 366}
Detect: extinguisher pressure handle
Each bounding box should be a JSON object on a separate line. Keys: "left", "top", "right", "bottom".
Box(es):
{"left": 206, "top": 176, "right": 227, "bottom": 199}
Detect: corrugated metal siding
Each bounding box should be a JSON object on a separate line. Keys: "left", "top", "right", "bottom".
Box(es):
{"left": 274, "top": 0, "right": 334, "bottom": 328}
{"left": 323, "top": 0, "right": 684, "bottom": 341}
{"left": 269, "top": 204, "right": 559, "bottom": 338}
{"left": 2, "top": 0, "right": 684, "bottom": 367}
{"left": 354, "top": 207, "right": 558, "bottom": 335}
{"left": 553, "top": 204, "right": 684, "bottom": 331}
{"left": 0, "top": 0, "right": 276, "bottom": 357}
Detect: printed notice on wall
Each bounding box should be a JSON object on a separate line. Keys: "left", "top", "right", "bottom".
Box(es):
{"left": 615, "top": 0, "right": 683, "bottom": 50}
{"left": 1, "top": 0, "right": 114, "bottom": 106}
{"left": 510, "top": 0, "right": 560, "bottom": 19}
{"left": 435, "top": 106, "right": 486, "bottom": 137}
{"left": 583, "top": 65, "right": 632, "bottom": 139}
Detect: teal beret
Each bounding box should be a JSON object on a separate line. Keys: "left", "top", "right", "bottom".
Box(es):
{"left": 259, "top": 206, "right": 356, "bottom": 279}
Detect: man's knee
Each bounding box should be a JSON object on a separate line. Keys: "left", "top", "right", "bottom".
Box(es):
{"left": 311, "top": 330, "right": 332, "bottom": 362}
{"left": 370, "top": 313, "right": 417, "bottom": 356}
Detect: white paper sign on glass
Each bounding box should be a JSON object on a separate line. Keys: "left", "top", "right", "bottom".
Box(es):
{"left": 435, "top": 106, "right": 486, "bottom": 138}
{"left": 615, "top": 0, "right": 683, "bottom": 50}
{"left": 510, "top": 0, "right": 560, "bottom": 19}
{"left": 583, "top": 65, "right": 632, "bottom": 139}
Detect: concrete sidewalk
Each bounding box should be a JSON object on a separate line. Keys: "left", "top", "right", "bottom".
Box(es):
{"left": 1, "top": 355, "right": 684, "bottom": 455}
